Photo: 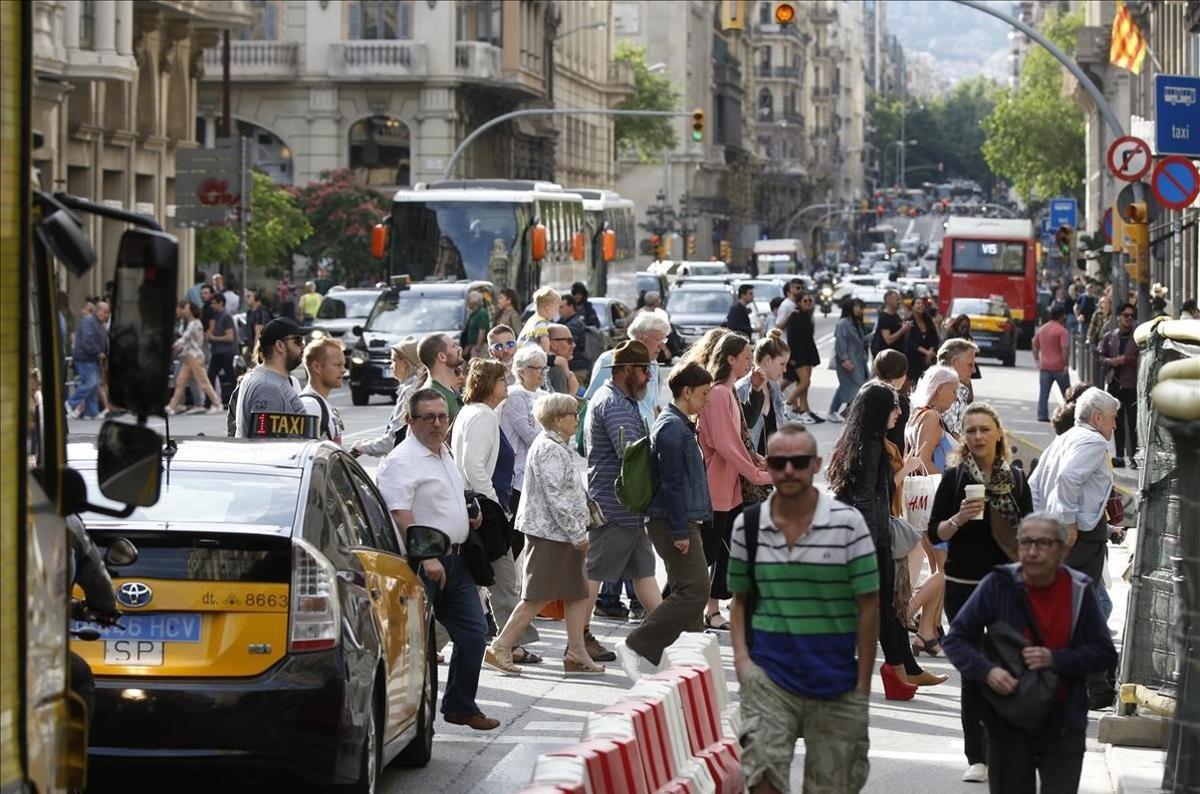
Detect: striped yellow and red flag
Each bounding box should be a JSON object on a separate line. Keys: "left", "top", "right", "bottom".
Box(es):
{"left": 1110, "top": 1, "right": 1147, "bottom": 74}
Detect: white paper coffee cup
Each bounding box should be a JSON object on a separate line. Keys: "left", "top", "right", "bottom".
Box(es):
{"left": 964, "top": 484, "right": 986, "bottom": 520}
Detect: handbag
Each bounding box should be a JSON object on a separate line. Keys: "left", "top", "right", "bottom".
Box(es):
{"left": 1104, "top": 488, "right": 1124, "bottom": 525}
{"left": 902, "top": 467, "right": 941, "bottom": 535}
{"left": 474, "top": 494, "right": 513, "bottom": 562}
{"left": 586, "top": 496, "right": 606, "bottom": 531}
{"left": 978, "top": 597, "right": 1059, "bottom": 732}
{"left": 462, "top": 529, "right": 496, "bottom": 587}
{"left": 889, "top": 515, "right": 924, "bottom": 559}
{"left": 739, "top": 422, "right": 772, "bottom": 506}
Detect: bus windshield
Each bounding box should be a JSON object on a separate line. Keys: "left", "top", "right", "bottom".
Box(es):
{"left": 391, "top": 200, "right": 525, "bottom": 281}
{"left": 950, "top": 239, "right": 1026, "bottom": 274}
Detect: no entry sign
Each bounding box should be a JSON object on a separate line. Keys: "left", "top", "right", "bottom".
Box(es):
{"left": 1150, "top": 156, "right": 1200, "bottom": 211}
{"left": 1106, "top": 136, "right": 1152, "bottom": 182}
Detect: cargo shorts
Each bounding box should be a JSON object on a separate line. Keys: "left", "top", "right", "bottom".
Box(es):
{"left": 738, "top": 662, "right": 870, "bottom": 794}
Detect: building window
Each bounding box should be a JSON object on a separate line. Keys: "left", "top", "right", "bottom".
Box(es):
{"left": 239, "top": 0, "right": 279, "bottom": 40}
{"left": 349, "top": 116, "right": 411, "bottom": 188}
{"left": 349, "top": 0, "right": 413, "bottom": 40}
{"left": 759, "top": 1, "right": 772, "bottom": 25}
{"left": 758, "top": 88, "right": 774, "bottom": 121}
{"left": 456, "top": 0, "right": 501, "bottom": 45}
{"left": 79, "top": 3, "right": 95, "bottom": 49}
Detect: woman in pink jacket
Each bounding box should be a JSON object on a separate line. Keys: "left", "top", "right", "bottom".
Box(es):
{"left": 698, "top": 333, "right": 773, "bottom": 630}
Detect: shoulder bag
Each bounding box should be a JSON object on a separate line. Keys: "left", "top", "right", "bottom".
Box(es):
{"left": 978, "top": 592, "right": 1059, "bottom": 732}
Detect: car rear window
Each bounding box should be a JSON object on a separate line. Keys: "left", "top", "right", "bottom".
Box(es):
{"left": 88, "top": 531, "right": 291, "bottom": 583}
{"left": 666, "top": 290, "right": 733, "bottom": 314}
{"left": 79, "top": 469, "right": 300, "bottom": 528}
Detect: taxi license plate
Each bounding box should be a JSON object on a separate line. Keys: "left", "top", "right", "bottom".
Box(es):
{"left": 73, "top": 612, "right": 202, "bottom": 643}
{"left": 104, "top": 640, "right": 163, "bottom": 667}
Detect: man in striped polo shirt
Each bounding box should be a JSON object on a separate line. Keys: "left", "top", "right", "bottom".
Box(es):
{"left": 729, "top": 423, "right": 879, "bottom": 793}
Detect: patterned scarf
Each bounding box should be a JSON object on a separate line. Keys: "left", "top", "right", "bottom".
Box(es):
{"left": 963, "top": 454, "right": 1022, "bottom": 561}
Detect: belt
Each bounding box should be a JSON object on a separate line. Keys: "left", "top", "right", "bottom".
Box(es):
{"left": 445, "top": 543, "right": 467, "bottom": 556}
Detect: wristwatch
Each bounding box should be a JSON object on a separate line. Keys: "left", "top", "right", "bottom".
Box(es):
{"left": 947, "top": 516, "right": 961, "bottom": 530}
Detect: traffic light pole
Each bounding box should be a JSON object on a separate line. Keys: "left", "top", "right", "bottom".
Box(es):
{"left": 442, "top": 108, "right": 697, "bottom": 180}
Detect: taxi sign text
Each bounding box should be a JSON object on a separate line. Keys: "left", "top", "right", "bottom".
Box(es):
{"left": 251, "top": 411, "right": 317, "bottom": 440}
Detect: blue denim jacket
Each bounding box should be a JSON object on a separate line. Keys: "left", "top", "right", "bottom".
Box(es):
{"left": 735, "top": 376, "right": 786, "bottom": 452}
{"left": 647, "top": 404, "right": 712, "bottom": 539}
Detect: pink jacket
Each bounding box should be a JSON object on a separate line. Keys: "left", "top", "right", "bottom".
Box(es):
{"left": 697, "top": 384, "right": 773, "bottom": 512}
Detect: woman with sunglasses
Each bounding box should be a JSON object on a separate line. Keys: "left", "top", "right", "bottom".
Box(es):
{"left": 928, "top": 401, "right": 1032, "bottom": 783}
{"left": 827, "top": 382, "right": 945, "bottom": 701}
{"left": 697, "top": 333, "right": 772, "bottom": 631}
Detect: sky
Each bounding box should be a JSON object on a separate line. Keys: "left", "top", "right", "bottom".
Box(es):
{"left": 884, "top": 0, "right": 1013, "bottom": 88}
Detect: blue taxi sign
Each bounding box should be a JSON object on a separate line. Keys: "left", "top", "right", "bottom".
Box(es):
{"left": 1155, "top": 74, "right": 1200, "bottom": 158}
{"left": 1049, "top": 197, "right": 1077, "bottom": 230}
{"left": 250, "top": 411, "right": 318, "bottom": 439}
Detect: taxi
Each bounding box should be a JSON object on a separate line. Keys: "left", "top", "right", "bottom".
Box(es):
{"left": 948, "top": 295, "right": 1018, "bottom": 367}
{"left": 68, "top": 435, "right": 449, "bottom": 791}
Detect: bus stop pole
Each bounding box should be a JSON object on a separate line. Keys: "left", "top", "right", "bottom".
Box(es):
{"left": 443, "top": 109, "right": 695, "bottom": 180}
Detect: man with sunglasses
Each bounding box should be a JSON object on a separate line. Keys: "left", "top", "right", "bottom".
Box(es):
{"left": 487, "top": 325, "right": 518, "bottom": 384}
{"left": 942, "top": 513, "right": 1116, "bottom": 793}
{"left": 233, "top": 317, "right": 308, "bottom": 437}
{"left": 1097, "top": 304, "right": 1140, "bottom": 468}
{"left": 729, "top": 423, "right": 879, "bottom": 793}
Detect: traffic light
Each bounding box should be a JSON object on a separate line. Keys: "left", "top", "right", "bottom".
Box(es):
{"left": 719, "top": 240, "right": 732, "bottom": 263}
{"left": 649, "top": 234, "right": 663, "bottom": 260}
{"left": 1122, "top": 202, "right": 1149, "bottom": 283}
{"left": 686, "top": 234, "right": 697, "bottom": 257}
{"left": 691, "top": 109, "right": 705, "bottom": 142}
{"left": 1054, "top": 225, "right": 1073, "bottom": 258}
{"left": 774, "top": 2, "right": 796, "bottom": 25}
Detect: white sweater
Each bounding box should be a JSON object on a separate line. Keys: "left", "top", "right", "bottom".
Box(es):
{"left": 450, "top": 402, "right": 500, "bottom": 503}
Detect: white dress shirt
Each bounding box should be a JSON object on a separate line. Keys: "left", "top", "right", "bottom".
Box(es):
{"left": 450, "top": 402, "right": 500, "bottom": 504}
{"left": 376, "top": 434, "right": 470, "bottom": 544}
{"left": 1029, "top": 423, "right": 1114, "bottom": 532}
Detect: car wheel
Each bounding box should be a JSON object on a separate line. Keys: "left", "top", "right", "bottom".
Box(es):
{"left": 351, "top": 386, "right": 370, "bottom": 407}
{"left": 392, "top": 624, "right": 437, "bottom": 768}
{"left": 342, "top": 684, "right": 379, "bottom": 794}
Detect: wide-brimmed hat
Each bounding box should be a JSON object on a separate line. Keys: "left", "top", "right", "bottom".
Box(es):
{"left": 390, "top": 335, "right": 422, "bottom": 370}
{"left": 609, "top": 339, "right": 652, "bottom": 368}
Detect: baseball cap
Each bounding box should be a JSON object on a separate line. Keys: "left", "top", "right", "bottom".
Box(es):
{"left": 259, "top": 317, "right": 305, "bottom": 348}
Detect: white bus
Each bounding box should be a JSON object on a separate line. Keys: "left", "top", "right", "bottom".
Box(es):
{"left": 753, "top": 238, "right": 806, "bottom": 275}
{"left": 378, "top": 179, "right": 587, "bottom": 304}
{"left": 568, "top": 188, "right": 638, "bottom": 307}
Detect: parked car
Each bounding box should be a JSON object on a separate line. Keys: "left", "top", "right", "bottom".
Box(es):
{"left": 665, "top": 282, "right": 756, "bottom": 346}
{"left": 949, "top": 296, "right": 1018, "bottom": 367}
{"left": 310, "top": 287, "right": 387, "bottom": 347}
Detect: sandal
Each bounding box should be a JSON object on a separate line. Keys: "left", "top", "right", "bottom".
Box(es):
{"left": 705, "top": 611, "right": 732, "bottom": 631}
{"left": 512, "top": 646, "right": 543, "bottom": 665}
{"left": 912, "top": 635, "right": 942, "bottom": 657}
{"left": 563, "top": 651, "right": 605, "bottom": 674}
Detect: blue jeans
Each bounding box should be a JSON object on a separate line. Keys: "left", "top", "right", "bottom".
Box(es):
{"left": 1095, "top": 582, "right": 1113, "bottom": 622}
{"left": 829, "top": 367, "right": 865, "bottom": 415}
{"left": 421, "top": 554, "right": 486, "bottom": 717}
{"left": 68, "top": 360, "right": 101, "bottom": 417}
{"left": 597, "top": 579, "right": 640, "bottom": 610}
{"left": 1038, "top": 369, "right": 1071, "bottom": 421}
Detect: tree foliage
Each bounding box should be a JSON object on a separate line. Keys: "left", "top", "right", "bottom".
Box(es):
{"left": 613, "top": 41, "right": 680, "bottom": 162}
{"left": 195, "top": 170, "right": 313, "bottom": 278}
{"left": 871, "top": 77, "right": 1002, "bottom": 193}
{"left": 292, "top": 168, "right": 391, "bottom": 287}
{"left": 982, "top": 9, "right": 1086, "bottom": 204}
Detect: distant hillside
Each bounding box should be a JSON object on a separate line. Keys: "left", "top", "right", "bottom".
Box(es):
{"left": 885, "top": 0, "right": 1011, "bottom": 88}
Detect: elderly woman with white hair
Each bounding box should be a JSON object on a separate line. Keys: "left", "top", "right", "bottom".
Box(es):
{"left": 500, "top": 344, "right": 549, "bottom": 516}
{"left": 584, "top": 310, "right": 672, "bottom": 426}
{"left": 487, "top": 392, "right": 602, "bottom": 675}
{"left": 905, "top": 364, "right": 961, "bottom": 476}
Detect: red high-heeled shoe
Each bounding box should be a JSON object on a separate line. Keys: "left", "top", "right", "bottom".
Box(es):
{"left": 879, "top": 663, "right": 918, "bottom": 701}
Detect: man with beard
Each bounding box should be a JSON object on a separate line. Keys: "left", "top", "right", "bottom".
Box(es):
{"left": 234, "top": 317, "right": 308, "bottom": 437}
{"left": 419, "top": 332, "right": 466, "bottom": 425}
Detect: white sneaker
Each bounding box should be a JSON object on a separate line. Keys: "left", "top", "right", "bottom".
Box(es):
{"left": 615, "top": 641, "right": 656, "bottom": 682}
{"left": 962, "top": 763, "right": 988, "bottom": 783}
{"left": 826, "top": 411, "right": 845, "bottom": 423}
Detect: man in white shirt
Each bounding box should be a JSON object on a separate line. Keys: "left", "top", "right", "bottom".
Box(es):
{"left": 299, "top": 337, "right": 346, "bottom": 445}
{"left": 377, "top": 389, "right": 499, "bottom": 731}
{"left": 211, "top": 272, "right": 240, "bottom": 314}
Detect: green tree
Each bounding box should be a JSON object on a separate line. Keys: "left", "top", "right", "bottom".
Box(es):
{"left": 982, "top": 9, "right": 1086, "bottom": 203}
{"left": 195, "top": 170, "right": 313, "bottom": 277}
{"left": 292, "top": 168, "right": 391, "bottom": 286}
{"left": 613, "top": 41, "right": 680, "bottom": 161}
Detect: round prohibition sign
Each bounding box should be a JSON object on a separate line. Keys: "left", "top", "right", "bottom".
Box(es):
{"left": 1150, "top": 156, "right": 1200, "bottom": 211}
{"left": 1106, "top": 136, "right": 1152, "bottom": 183}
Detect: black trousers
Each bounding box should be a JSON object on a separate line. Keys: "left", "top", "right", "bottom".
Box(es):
{"left": 703, "top": 506, "right": 741, "bottom": 601}
{"left": 946, "top": 579, "right": 988, "bottom": 766}
{"left": 1109, "top": 384, "right": 1137, "bottom": 460}
{"left": 206, "top": 352, "right": 236, "bottom": 406}
{"left": 985, "top": 714, "right": 1085, "bottom": 794}
{"left": 878, "top": 548, "right": 922, "bottom": 676}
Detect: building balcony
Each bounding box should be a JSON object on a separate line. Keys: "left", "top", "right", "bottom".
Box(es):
{"left": 813, "top": 86, "right": 836, "bottom": 102}
{"left": 33, "top": 0, "right": 138, "bottom": 82}
{"left": 456, "top": 41, "right": 502, "bottom": 82}
{"left": 200, "top": 41, "right": 300, "bottom": 80}
{"left": 758, "top": 64, "right": 802, "bottom": 81}
{"left": 713, "top": 59, "right": 743, "bottom": 89}
{"left": 604, "top": 60, "right": 636, "bottom": 105}
{"left": 810, "top": 5, "right": 838, "bottom": 24}
{"left": 753, "top": 22, "right": 805, "bottom": 42}
{"left": 329, "top": 40, "right": 428, "bottom": 80}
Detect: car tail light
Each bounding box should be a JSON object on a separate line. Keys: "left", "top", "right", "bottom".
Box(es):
{"left": 1000, "top": 321, "right": 1013, "bottom": 332}
{"left": 289, "top": 539, "right": 341, "bottom": 653}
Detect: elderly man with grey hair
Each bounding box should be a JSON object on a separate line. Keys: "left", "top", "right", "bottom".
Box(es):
{"left": 584, "top": 310, "right": 672, "bottom": 426}
{"left": 1029, "top": 386, "right": 1121, "bottom": 707}
{"left": 937, "top": 337, "right": 979, "bottom": 437}
{"left": 942, "top": 511, "right": 1117, "bottom": 792}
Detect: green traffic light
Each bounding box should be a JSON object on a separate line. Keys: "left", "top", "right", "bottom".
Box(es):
{"left": 692, "top": 130, "right": 703, "bottom": 142}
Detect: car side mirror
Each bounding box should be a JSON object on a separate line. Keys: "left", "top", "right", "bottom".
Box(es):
{"left": 104, "top": 537, "right": 139, "bottom": 567}
{"left": 352, "top": 325, "right": 364, "bottom": 337}
{"left": 96, "top": 421, "right": 162, "bottom": 507}
{"left": 371, "top": 223, "right": 388, "bottom": 260}
{"left": 406, "top": 525, "right": 451, "bottom": 562}
{"left": 107, "top": 228, "right": 178, "bottom": 418}
{"left": 531, "top": 223, "right": 547, "bottom": 262}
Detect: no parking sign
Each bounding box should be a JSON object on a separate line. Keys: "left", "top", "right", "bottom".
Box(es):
{"left": 1150, "top": 156, "right": 1200, "bottom": 211}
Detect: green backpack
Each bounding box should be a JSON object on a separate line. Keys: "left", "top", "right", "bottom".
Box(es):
{"left": 614, "top": 426, "right": 655, "bottom": 513}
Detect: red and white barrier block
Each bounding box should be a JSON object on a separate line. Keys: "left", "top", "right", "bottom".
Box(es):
{"left": 527, "top": 737, "right": 648, "bottom": 794}
{"left": 646, "top": 666, "right": 743, "bottom": 794}
{"left": 659, "top": 633, "right": 739, "bottom": 741}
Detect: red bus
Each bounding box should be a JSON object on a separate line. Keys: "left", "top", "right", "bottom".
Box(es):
{"left": 939, "top": 216, "right": 1037, "bottom": 346}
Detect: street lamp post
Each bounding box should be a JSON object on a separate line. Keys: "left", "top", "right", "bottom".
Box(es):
{"left": 554, "top": 20, "right": 605, "bottom": 41}
{"left": 883, "top": 139, "right": 917, "bottom": 187}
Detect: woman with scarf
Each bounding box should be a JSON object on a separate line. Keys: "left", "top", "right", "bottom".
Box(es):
{"left": 927, "top": 401, "right": 1033, "bottom": 784}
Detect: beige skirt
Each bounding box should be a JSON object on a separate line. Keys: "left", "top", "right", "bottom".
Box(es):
{"left": 522, "top": 534, "right": 588, "bottom": 602}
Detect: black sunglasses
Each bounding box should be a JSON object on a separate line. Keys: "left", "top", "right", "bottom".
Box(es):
{"left": 1119, "top": 313, "right": 1136, "bottom": 319}
{"left": 766, "top": 454, "right": 815, "bottom": 471}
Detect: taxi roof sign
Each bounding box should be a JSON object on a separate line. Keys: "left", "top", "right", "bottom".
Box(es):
{"left": 251, "top": 411, "right": 318, "bottom": 440}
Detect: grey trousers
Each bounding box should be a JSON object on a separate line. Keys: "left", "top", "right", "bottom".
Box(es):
{"left": 625, "top": 519, "right": 709, "bottom": 666}
{"left": 491, "top": 549, "right": 539, "bottom": 647}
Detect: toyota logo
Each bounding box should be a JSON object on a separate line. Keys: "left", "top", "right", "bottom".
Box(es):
{"left": 116, "top": 582, "right": 153, "bottom": 608}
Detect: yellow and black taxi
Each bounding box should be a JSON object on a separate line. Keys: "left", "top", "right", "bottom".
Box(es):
{"left": 947, "top": 295, "right": 1018, "bottom": 367}
{"left": 68, "top": 435, "right": 449, "bottom": 791}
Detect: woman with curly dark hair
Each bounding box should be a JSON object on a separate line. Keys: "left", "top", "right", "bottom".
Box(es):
{"left": 827, "top": 382, "right": 945, "bottom": 700}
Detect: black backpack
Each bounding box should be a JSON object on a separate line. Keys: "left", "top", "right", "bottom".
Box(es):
{"left": 741, "top": 501, "right": 764, "bottom": 650}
